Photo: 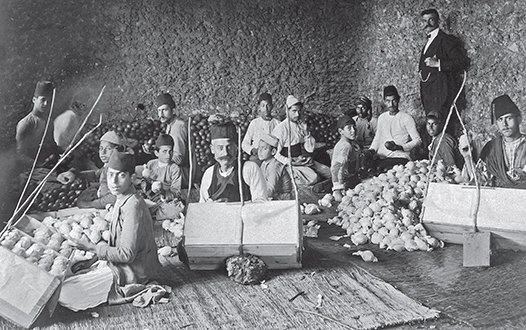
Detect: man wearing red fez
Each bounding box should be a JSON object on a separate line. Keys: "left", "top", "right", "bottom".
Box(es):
{"left": 60, "top": 151, "right": 162, "bottom": 311}
{"left": 155, "top": 92, "right": 189, "bottom": 187}
{"left": 199, "top": 120, "right": 267, "bottom": 202}
{"left": 353, "top": 96, "right": 378, "bottom": 149}
{"left": 16, "top": 80, "right": 60, "bottom": 168}
{"left": 461, "top": 95, "right": 526, "bottom": 188}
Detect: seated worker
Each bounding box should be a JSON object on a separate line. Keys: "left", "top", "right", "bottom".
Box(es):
{"left": 461, "top": 95, "right": 526, "bottom": 188}
{"left": 242, "top": 92, "right": 280, "bottom": 164}
{"left": 59, "top": 151, "right": 162, "bottom": 311}
{"left": 200, "top": 120, "right": 268, "bottom": 202}
{"left": 141, "top": 133, "right": 182, "bottom": 202}
{"left": 54, "top": 91, "right": 90, "bottom": 151}
{"left": 369, "top": 86, "right": 422, "bottom": 172}
{"left": 258, "top": 133, "right": 293, "bottom": 200}
{"left": 272, "top": 95, "right": 331, "bottom": 187}
{"left": 426, "top": 111, "right": 463, "bottom": 168}
{"left": 331, "top": 115, "right": 362, "bottom": 202}
{"left": 156, "top": 93, "right": 189, "bottom": 186}
{"left": 57, "top": 131, "right": 123, "bottom": 209}
{"left": 353, "top": 96, "right": 378, "bottom": 148}
{"left": 16, "top": 81, "right": 60, "bottom": 169}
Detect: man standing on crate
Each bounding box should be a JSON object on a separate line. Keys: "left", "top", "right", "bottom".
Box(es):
{"left": 199, "top": 120, "right": 268, "bottom": 202}
{"left": 461, "top": 95, "right": 526, "bottom": 188}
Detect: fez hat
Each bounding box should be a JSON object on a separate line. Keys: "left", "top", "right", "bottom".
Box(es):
{"left": 210, "top": 122, "right": 238, "bottom": 141}
{"left": 156, "top": 133, "right": 174, "bottom": 148}
{"left": 286, "top": 95, "right": 302, "bottom": 109}
{"left": 259, "top": 133, "right": 279, "bottom": 148}
{"left": 383, "top": 85, "right": 400, "bottom": 100}
{"left": 491, "top": 94, "right": 521, "bottom": 123}
{"left": 426, "top": 111, "right": 443, "bottom": 123}
{"left": 156, "top": 93, "right": 176, "bottom": 109}
{"left": 34, "top": 81, "right": 54, "bottom": 98}
{"left": 107, "top": 152, "right": 136, "bottom": 174}
{"left": 337, "top": 115, "right": 356, "bottom": 130}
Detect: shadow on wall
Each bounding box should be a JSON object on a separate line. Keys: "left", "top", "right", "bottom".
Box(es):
{"left": 0, "top": 148, "right": 22, "bottom": 231}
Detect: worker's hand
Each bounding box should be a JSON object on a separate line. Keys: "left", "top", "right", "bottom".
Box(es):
{"left": 291, "top": 155, "right": 312, "bottom": 166}
{"left": 332, "top": 189, "right": 343, "bottom": 202}
{"left": 76, "top": 200, "right": 93, "bottom": 209}
{"left": 151, "top": 181, "right": 162, "bottom": 193}
{"left": 57, "top": 170, "right": 76, "bottom": 184}
{"left": 142, "top": 168, "right": 151, "bottom": 179}
{"left": 68, "top": 233, "right": 97, "bottom": 253}
{"left": 384, "top": 141, "right": 402, "bottom": 151}
{"left": 424, "top": 56, "right": 440, "bottom": 68}
{"left": 458, "top": 134, "right": 472, "bottom": 158}
{"left": 71, "top": 256, "right": 99, "bottom": 274}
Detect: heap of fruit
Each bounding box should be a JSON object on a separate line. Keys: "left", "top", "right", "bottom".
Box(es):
{"left": 304, "top": 112, "right": 339, "bottom": 148}
{"left": 1, "top": 228, "right": 72, "bottom": 276}
{"left": 43, "top": 209, "right": 111, "bottom": 246}
{"left": 329, "top": 160, "right": 444, "bottom": 252}
{"left": 31, "top": 179, "right": 88, "bottom": 212}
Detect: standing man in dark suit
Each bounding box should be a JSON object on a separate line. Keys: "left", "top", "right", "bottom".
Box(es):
{"left": 419, "top": 9, "right": 469, "bottom": 122}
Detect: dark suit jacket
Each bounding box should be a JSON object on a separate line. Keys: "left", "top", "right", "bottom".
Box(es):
{"left": 419, "top": 30, "right": 468, "bottom": 116}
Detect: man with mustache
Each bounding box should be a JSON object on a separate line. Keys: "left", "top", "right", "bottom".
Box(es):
{"left": 419, "top": 9, "right": 468, "bottom": 125}
{"left": 369, "top": 86, "right": 421, "bottom": 172}
{"left": 199, "top": 120, "right": 267, "bottom": 202}
{"left": 461, "top": 95, "right": 526, "bottom": 188}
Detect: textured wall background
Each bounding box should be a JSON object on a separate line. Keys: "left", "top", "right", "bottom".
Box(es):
{"left": 1, "top": 0, "right": 525, "bottom": 152}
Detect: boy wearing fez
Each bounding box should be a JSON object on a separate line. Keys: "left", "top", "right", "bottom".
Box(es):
{"left": 200, "top": 121, "right": 267, "bottom": 202}
{"left": 60, "top": 152, "right": 161, "bottom": 311}
{"left": 258, "top": 133, "right": 293, "bottom": 200}
{"left": 58, "top": 131, "right": 123, "bottom": 208}
{"left": 16, "top": 81, "right": 60, "bottom": 169}
{"left": 331, "top": 115, "right": 362, "bottom": 202}
{"left": 142, "top": 133, "right": 182, "bottom": 202}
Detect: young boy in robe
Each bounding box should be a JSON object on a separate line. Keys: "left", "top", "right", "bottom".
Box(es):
{"left": 59, "top": 152, "right": 161, "bottom": 311}
{"left": 331, "top": 115, "right": 362, "bottom": 202}
{"left": 142, "top": 134, "right": 182, "bottom": 202}
{"left": 257, "top": 133, "right": 292, "bottom": 200}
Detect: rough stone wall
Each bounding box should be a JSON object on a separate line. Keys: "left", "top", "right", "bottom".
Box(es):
{"left": 1, "top": 0, "right": 525, "bottom": 148}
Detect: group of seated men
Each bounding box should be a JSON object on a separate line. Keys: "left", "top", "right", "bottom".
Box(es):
{"left": 15, "top": 80, "right": 526, "bottom": 212}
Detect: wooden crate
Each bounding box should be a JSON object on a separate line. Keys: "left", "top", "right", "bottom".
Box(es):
{"left": 242, "top": 201, "right": 302, "bottom": 269}
{"left": 183, "top": 202, "right": 243, "bottom": 270}
{"left": 422, "top": 183, "right": 526, "bottom": 251}
{"left": 183, "top": 201, "right": 302, "bottom": 270}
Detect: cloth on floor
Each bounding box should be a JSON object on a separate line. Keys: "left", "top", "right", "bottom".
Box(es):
{"left": 59, "top": 261, "right": 114, "bottom": 312}
{"left": 108, "top": 282, "right": 171, "bottom": 307}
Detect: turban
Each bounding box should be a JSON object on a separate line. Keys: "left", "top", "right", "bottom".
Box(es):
{"left": 259, "top": 133, "right": 279, "bottom": 148}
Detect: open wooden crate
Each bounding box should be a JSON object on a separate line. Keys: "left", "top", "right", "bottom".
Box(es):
{"left": 0, "top": 207, "right": 100, "bottom": 328}
{"left": 422, "top": 182, "right": 526, "bottom": 251}
{"left": 183, "top": 200, "right": 302, "bottom": 270}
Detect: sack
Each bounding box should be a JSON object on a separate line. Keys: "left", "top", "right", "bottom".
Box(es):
{"left": 156, "top": 200, "right": 185, "bottom": 220}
